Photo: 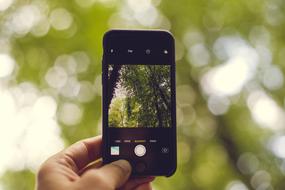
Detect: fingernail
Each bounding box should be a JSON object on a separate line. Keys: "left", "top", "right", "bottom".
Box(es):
{"left": 112, "top": 159, "right": 132, "bottom": 173}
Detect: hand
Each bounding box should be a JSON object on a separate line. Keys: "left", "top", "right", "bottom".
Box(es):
{"left": 36, "top": 136, "right": 155, "bottom": 190}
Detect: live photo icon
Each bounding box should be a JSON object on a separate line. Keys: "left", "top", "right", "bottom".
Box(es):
{"left": 110, "top": 146, "right": 120, "bottom": 155}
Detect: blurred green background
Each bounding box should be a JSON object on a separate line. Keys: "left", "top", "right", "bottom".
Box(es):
{"left": 0, "top": 0, "right": 285, "bottom": 189}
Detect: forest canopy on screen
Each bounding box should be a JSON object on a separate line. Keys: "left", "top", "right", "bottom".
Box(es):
{"left": 108, "top": 64, "right": 171, "bottom": 128}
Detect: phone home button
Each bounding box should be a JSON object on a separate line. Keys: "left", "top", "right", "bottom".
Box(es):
{"left": 135, "top": 162, "right": 146, "bottom": 173}
{"left": 134, "top": 144, "right": 146, "bottom": 157}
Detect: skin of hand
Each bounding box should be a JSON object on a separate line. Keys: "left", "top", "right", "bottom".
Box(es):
{"left": 36, "top": 136, "right": 155, "bottom": 190}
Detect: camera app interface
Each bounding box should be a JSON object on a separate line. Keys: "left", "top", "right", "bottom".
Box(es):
{"left": 107, "top": 63, "right": 173, "bottom": 174}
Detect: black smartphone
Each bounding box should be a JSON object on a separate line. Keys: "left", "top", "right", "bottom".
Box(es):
{"left": 102, "top": 30, "right": 176, "bottom": 176}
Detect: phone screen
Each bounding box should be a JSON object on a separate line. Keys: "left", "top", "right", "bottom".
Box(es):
{"left": 108, "top": 64, "right": 171, "bottom": 128}
{"left": 102, "top": 30, "right": 176, "bottom": 176}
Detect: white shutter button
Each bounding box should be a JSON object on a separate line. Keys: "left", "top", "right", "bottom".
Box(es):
{"left": 134, "top": 144, "right": 146, "bottom": 157}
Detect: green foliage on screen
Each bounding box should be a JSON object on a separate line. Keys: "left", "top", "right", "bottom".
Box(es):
{"left": 108, "top": 65, "right": 171, "bottom": 128}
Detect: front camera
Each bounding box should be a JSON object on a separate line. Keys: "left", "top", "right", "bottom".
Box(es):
{"left": 146, "top": 49, "right": 151, "bottom": 54}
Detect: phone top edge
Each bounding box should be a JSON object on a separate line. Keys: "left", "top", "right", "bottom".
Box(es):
{"left": 104, "top": 28, "right": 173, "bottom": 34}
{"left": 103, "top": 29, "right": 174, "bottom": 46}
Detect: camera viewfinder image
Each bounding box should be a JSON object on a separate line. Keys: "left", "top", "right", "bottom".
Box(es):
{"left": 107, "top": 65, "right": 171, "bottom": 128}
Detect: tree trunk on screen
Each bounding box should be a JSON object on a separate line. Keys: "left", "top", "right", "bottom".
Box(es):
{"left": 108, "top": 65, "right": 122, "bottom": 108}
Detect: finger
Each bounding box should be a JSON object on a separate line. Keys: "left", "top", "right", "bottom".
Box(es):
{"left": 78, "top": 158, "right": 103, "bottom": 175}
{"left": 97, "top": 160, "right": 132, "bottom": 188}
{"left": 80, "top": 160, "right": 132, "bottom": 189}
{"left": 119, "top": 176, "right": 155, "bottom": 190}
{"left": 134, "top": 182, "right": 152, "bottom": 190}
{"left": 53, "top": 136, "right": 102, "bottom": 173}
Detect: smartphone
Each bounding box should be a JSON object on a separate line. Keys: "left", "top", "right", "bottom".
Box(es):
{"left": 102, "top": 30, "right": 176, "bottom": 176}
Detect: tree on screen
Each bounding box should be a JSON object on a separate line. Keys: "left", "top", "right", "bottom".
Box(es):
{"left": 108, "top": 65, "right": 171, "bottom": 128}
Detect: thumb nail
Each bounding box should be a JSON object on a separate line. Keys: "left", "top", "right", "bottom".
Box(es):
{"left": 111, "top": 159, "right": 132, "bottom": 174}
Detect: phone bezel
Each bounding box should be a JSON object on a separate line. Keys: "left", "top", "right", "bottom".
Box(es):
{"left": 102, "top": 29, "right": 177, "bottom": 177}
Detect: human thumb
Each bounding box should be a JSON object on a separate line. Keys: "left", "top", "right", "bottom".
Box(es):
{"left": 79, "top": 160, "right": 132, "bottom": 189}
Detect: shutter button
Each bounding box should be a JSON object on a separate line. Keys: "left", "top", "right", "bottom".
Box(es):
{"left": 134, "top": 144, "right": 146, "bottom": 157}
